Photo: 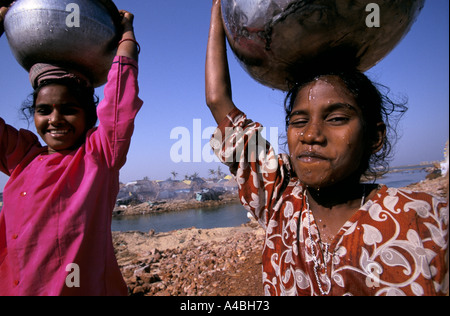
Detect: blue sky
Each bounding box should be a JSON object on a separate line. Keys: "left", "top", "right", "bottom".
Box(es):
{"left": 1, "top": 0, "right": 449, "bottom": 190}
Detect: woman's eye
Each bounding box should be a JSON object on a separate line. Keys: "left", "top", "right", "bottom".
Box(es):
{"left": 35, "top": 106, "right": 52, "bottom": 115}
{"left": 288, "top": 118, "right": 308, "bottom": 127}
{"left": 327, "top": 115, "right": 350, "bottom": 125}
{"left": 61, "top": 107, "right": 80, "bottom": 116}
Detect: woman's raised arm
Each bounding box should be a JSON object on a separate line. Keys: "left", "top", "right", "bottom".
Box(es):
{"left": 205, "top": 0, "right": 236, "bottom": 125}
{"left": 116, "top": 10, "right": 139, "bottom": 62}
{"left": 0, "top": 1, "right": 15, "bottom": 37}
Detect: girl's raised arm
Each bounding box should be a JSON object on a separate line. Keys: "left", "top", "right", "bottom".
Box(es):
{"left": 116, "top": 10, "right": 139, "bottom": 62}
{"left": 205, "top": 0, "right": 236, "bottom": 125}
{"left": 0, "top": 2, "right": 11, "bottom": 38}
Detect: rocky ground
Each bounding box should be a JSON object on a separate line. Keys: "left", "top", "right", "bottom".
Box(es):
{"left": 113, "top": 174, "right": 448, "bottom": 296}
{"left": 113, "top": 222, "right": 265, "bottom": 296}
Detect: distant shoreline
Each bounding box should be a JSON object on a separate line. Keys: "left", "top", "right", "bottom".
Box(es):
{"left": 112, "top": 193, "right": 240, "bottom": 217}
{"left": 387, "top": 163, "right": 436, "bottom": 173}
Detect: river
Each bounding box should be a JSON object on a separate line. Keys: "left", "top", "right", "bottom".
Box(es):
{"left": 111, "top": 203, "right": 249, "bottom": 233}
{"left": 111, "top": 168, "right": 430, "bottom": 233}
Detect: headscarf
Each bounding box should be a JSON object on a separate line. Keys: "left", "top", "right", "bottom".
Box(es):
{"left": 29, "top": 63, "right": 92, "bottom": 90}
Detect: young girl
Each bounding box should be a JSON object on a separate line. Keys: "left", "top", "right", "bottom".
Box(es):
{"left": 206, "top": 0, "right": 448, "bottom": 296}
{"left": 0, "top": 7, "right": 143, "bottom": 296}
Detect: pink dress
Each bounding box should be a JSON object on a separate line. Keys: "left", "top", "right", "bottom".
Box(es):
{"left": 0, "top": 56, "right": 143, "bottom": 296}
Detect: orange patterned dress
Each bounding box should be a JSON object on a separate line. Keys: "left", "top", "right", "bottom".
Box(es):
{"left": 211, "top": 108, "right": 449, "bottom": 296}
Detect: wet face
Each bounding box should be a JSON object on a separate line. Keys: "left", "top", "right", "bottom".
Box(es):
{"left": 34, "top": 84, "right": 88, "bottom": 155}
{"left": 287, "top": 76, "right": 366, "bottom": 189}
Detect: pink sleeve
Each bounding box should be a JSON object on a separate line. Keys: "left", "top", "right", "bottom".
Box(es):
{"left": 0, "top": 117, "right": 42, "bottom": 176}
{"left": 87, "top": 56, "right": 144, "bottom": 169}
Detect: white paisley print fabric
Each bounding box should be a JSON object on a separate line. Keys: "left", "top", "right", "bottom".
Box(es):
{"left": 211, "top": 108, "right": 449, "bottom": 296}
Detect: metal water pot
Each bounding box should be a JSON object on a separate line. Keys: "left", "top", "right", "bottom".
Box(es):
{"left": 4, "top": 0, "right": 121, "bottom": 87}
{"left": 222, "top": 0, "right": 425, "bottom": 91}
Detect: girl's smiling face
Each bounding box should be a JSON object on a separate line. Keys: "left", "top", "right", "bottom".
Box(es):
{"left": 34, "top": 84, "right": 88, "bottom": 155}
{"left": 287, "top": 76, "right": 367, "bottom": 189}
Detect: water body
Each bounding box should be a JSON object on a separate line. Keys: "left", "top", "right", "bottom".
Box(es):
{"left": 111, "top": 203, "right": 250, "bottom": 233}
{"left": 111, "top": 169, "right": 429, "bottom": 233}
{"left": 377, "top": 168, "right": 429, "bottom": 189}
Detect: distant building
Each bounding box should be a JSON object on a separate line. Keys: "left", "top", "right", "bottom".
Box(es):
{"left": 116, "top": 176, "right": 237, "bottom": 205}
{"left": 195, "top": 189, "right": 221, "bottom": 202}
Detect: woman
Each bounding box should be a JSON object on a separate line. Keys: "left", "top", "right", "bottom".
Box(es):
{"left": 206, "top": 0, "right": 448, "bottom": 296}
{"left": 1, "top": 5, "right": 142, "bottom": 296}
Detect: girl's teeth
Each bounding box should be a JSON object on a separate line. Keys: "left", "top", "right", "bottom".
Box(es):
{"left": 50, "top": 130, "right": 69, "bottom": 134}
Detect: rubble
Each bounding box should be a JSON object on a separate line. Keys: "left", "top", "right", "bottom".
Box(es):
{"left": 113, "top": 222, "right": 265, "bottom": 296}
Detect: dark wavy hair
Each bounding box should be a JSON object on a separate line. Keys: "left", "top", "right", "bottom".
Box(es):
{"left": 284, "top": 69, "right": 408, "bottom": 180}
{"left": 21, "top": 77, "right": 99, "bottom": 130}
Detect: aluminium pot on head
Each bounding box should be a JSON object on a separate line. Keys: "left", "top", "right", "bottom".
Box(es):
{"left": 4, "top": 0, "right": 122, "bottom": 88}
{"left": 221, "top": 0, "right": 426, "bottom": 91}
